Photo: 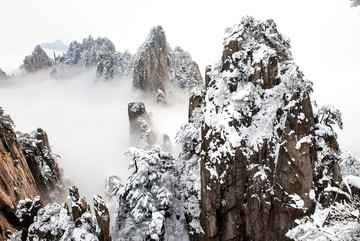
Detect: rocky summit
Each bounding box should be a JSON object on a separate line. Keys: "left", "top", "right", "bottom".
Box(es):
{"left": 133, "top": 26, "right": 170, "bottom": 97}
{"left": 133, "top": 26, "right": 203, "bottom": 100}
{"left": 183, "top": 16, "right": 345, "bottom": 240}
{"left": 22, "top": 45, "right": 53, "bottom": 72}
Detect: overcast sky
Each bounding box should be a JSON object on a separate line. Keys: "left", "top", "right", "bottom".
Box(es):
{"left": 0, "top": 1, "right": 359, "bottom": 152}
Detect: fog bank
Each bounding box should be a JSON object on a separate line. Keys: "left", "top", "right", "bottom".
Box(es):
{"left": 0, "top": 68, "right": 189, "bottom": 201}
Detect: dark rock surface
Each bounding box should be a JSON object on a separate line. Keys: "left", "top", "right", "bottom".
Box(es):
{"left": 69, "top": 185, "right": 90, "bottom": 226}
{"left": 185, "top": 17, "right": 343, "bottom": 241}
{"left": 0, "top": 108, "right": 39, "bottom": 240}
{"left": 133, "top": 26, "right": 169, "bottom": 95}
{"left": 94, "top": 195, "right": 111, "bottom": 241}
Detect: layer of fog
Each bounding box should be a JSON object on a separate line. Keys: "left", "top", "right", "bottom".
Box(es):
{"left": 0, "top": 68, "right": 189, "bottom": 202}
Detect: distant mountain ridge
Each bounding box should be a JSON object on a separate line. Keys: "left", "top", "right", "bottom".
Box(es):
{"left": 22, "top": 28, "right": 203, "bottom": 97}
{"left": 40, "top": 39, "right": 68, "bottom": 52}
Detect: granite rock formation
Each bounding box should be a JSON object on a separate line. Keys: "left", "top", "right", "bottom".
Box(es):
{"left": 181, "top": 17, "right": 343, "bottom": 241}
{"left": 94, "top": 195, "right": 112, "bottom": 241}
{"left": 69, "top": 185, "right": 90, "bottom": 226}
{"left": 17, "top": 129, "right": 64, "bottom": 203}
{"left": 22, "top": 45, "right": 53, "bottom": 72}
{"left": 128, "top": 101, "right": 156, "bottom": 149}
{"left": 0, "top": 108, "right": 39, "bottom": 240}
{"left": 0, "top": 108, "right": 65, "bottom": 240}
{"left": 133, "top": 26, "right": 169, "bottom": 97}
{"left": 133, "top": 26, "right": 203, "bottom": 100}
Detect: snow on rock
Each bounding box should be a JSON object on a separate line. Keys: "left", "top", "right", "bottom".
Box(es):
{"left": 128, "top": 101, "right": 157, "bottom": 149}
{"left": 17, "top": 128, "right": 65, "bottom": 203}
{"left": 93, "top": 195, "right": 111, "bottom": 241}
{"left": 168, "top": 46, "right": 203, "bottom": 89}
{"left": 9, "top": 186, "right": 112, "bottom": 240}
{"left": 338, "top": 151, "right": 360, "bottom": 177}
{"left": 188, "top": 16, "right": 344, "bottom": 241}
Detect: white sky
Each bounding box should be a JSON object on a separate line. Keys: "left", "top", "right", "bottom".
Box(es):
{"left": 0, "top": 1, "right": 359, "bottom": 152}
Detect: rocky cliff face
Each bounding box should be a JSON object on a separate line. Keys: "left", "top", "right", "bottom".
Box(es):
{"left": 133, "top": 26, "right": 203, "bottom": 100}
{"left": 0, "top": 108, "right": 39, "bottom": 240}
{"left": 17, "top": 129, "right": 64, "bottom": 203}
{"left": 182, "top": 17, "right": 343, "bottom": 241}
{"left": 0, "top": 108, "right": 65, "bottom": 240}
{"left": 133, "top": 26, "right": 170, "bottom": 98}
{"left": 23, "top": 45, "right": 53, "bottom": 72}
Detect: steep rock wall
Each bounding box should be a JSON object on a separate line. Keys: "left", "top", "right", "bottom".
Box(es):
{"left": 133, "top": 26, "right": 169, "bottom": 96}
{"left": 194, "top": 17, "right": 341, "bottom": 241}
{"left": 0, "top": 108, "right": 64, "bottom": 239}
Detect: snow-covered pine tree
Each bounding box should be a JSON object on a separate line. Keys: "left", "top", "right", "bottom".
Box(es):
{"left": 113, "top": 146, "right": 188, "bottom": 241}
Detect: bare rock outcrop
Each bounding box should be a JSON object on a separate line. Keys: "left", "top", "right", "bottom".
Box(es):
{"left": 69, "top": 185, "right": 90, "bottom": 226}
{"left": 128, "top": 102, "right": 156, "bottom": 149}
{"left": 0, "top": 108, "right": 65, "bottom": 240}
{"left": 133, "top": 26, "right": 203, "bottom": 100}
{"left": 94, "top": 195, "right": 111, "bottom": 241}
{"left": 0, "top": 108, "right": 39, "bottom": 240}
{"left": 182, "top": 17, "right": 343, "bottom": 241}
{"left": 133, "top": 26, "right": 169, "bottom": 97}
{"left": 23, "top": 45, "right": 53, "bottom": 72}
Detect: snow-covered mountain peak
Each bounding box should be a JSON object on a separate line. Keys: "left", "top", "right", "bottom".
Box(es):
{"left": 223, "top": 16, "right": 291, "bottom": 61}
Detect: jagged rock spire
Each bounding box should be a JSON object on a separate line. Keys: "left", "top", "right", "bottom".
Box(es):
{"left": 193, "top": 16, "right": 341, "bottom": 240}
{"left": 133, "top": 26, "right": 169, "bottom": 96}
{"left": 22, "top": 45, "right": 53, "bottom": 72}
